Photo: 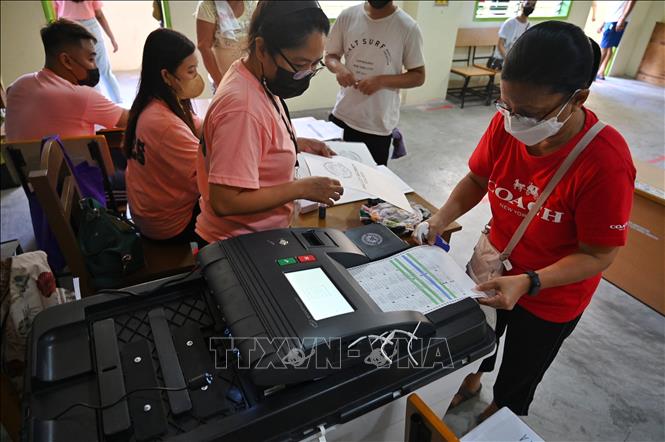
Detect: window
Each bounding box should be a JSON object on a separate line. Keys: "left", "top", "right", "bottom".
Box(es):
{"left": 320, "top": 1, "right": 364, "bottom": 20}
{"left": 474, "top": 0, "right": 572, "bottom": 21}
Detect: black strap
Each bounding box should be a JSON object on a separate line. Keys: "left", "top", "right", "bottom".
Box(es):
{"left": 261, "top": 80, "right": 299, "bottom": 168}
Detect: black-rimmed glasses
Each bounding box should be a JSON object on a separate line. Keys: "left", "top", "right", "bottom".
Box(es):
{"left": 277, "top": 49, "right": 325, "bottom": 80}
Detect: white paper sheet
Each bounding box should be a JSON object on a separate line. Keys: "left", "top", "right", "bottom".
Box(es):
{"left": 326, "top": 141, "right": 377, "bottom": 166}
{"left": 349, "top": 246, "right": 486, "bottom": 314}
{"left": 301, "top": 153, "right": 413, "bottom": 212}
{"left": 292, "top": 117, "right": 343, "bottom": 141}
{"left": 296, "top": 156, "right": 414, "bottom": 212}
{"left": 460, "top": 407, "right": 544, "bottom": 442}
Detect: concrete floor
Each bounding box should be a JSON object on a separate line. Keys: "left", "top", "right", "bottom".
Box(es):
{"left": 2, "top": 74, "right": 663, "bottom": 441}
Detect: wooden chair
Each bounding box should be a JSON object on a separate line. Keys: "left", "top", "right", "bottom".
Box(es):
{"left": 405, "top": 394, "right": 460, "bottom": 442}
{"left": 28, "top": 138, "right": 195, "bottom": 297}
{"left": 2, "top": 135, "right": 116, "bottom": 197}
{"left": 448, "top": 28, "right": 500, "bottom": 108}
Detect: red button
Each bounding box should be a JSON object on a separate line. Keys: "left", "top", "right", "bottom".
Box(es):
{"left": 297, "top": 255, "right": 317, "bottom": 263}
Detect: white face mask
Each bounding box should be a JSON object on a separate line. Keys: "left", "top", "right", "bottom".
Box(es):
{"left": 498, "top": 90, "right": 579, "bottom": 146}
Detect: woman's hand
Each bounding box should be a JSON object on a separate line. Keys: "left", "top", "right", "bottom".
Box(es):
{"left": 476, "top": 274, "right": 531, "bottom": 310}
{"left": 413, "top": 215, "right": 448, "bottom": 245}
{"left": 297, "top": 177, "right": 344, "bottom": 206}
{"left": 111, "top": 38, "right": 119, "bottom": 53}
{"left": 298, "top": 138, "right": 335, "bottom": 157}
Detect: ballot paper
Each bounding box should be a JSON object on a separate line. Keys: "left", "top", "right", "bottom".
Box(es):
{"left": 349, "top": 246, "right": 486, "bottom": 314}
{"left": 460, "top": 407, "right": 544, "bottom": 442}
{"left": 301, "top": 153, "right": 413, "bottom": 212}
{"left": 292, "top": 117, "right": 343, "bottom": 141}
{"left": 326, "top": 141, "right": 377, "bottom": 167}
{"left": 296, "top": 161, "right": 413, "bottom": 213}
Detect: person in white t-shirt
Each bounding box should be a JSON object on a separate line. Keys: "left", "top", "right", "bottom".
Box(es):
{"left": 488, "top": 1, "right": 536, "bottom": 70}
{"left": 324, "top": 0, "right": 425, "bottom": 166}
{"left": 596, "top": 0, "right": 636, "bottom": 80}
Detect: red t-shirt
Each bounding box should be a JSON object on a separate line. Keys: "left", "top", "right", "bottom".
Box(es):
{"left": 469, "top": 108, "right": 635, "bottom": 323}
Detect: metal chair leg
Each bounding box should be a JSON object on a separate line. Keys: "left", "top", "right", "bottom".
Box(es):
{"left": 461, "top": 76, "right": 471, "bottom": 109}
{"left": 485, "top": 75, "right": 495, "bottom": 105}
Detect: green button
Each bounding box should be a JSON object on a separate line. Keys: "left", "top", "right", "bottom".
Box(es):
{"left": 277, "top": 257, "right": 297, "bottom": 266}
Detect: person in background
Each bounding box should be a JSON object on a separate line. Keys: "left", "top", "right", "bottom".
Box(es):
{"left": 418, "top": 22, "right": 634, "bottom": 422}
{"left": 195, "top": 0, "right": 342, "bottom": 244}
{"left": 325, "top": 0, "right": 425, "bottom": 166}
{"left": 596, "top": 0, "right": 636, "bottom": 80}
{"left": 196, "top": 0, "right": 255, "bottom": 90}
{"left": 124, "top": 29, "right": 204, "bottom": 244}
{"left": 54, "top": 0, "right": 123, "bottom": 103}
{"left": 5, "top": 19, "right": 127, "bottom": 141}
{"left": 487, "top": 0, "right": 537, "bottom": 70}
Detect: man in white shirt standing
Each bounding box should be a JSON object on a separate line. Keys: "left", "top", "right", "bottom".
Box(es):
{"left": 596, "top": 0, "right": 636, "bottom": 80}
{"left": 488, "top": 1, "right": 536, "bottom": 70}
{"left": 324, "top": 0, "right": 425, "bottom": 166}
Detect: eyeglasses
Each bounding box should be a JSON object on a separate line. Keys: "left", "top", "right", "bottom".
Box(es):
{"left": 278, "top": 49, "right": 325, "bottom": 80}
{"left": 495, "top": 90, "right": 580, "bottom": 122}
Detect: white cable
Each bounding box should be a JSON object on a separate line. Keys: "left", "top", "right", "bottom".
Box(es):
{"left": 317, "top": 424, "right": 327, "bottom": 442}
{"left": 347, "top": 322, "right": 422, "bottom": 366}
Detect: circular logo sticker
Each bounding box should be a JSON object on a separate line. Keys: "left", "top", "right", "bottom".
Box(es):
{"left": 361, "top": 232, "right": 384, "bottom": 246}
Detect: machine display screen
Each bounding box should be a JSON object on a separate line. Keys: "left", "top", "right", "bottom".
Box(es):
{"left": 284, "top": 268, "right": 354, "bottom": 320}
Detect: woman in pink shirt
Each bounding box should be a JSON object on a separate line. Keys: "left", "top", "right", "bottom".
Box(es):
{"left": 124, "top": 29, "right": 205, "bottom": 243}
{"left": 195, "top": 0, "right": 343, "bottom": 243}
{"left": 54, "top": 1, "right": 122, "bottom": 103}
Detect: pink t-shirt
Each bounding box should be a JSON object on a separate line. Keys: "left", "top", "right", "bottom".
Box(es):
{"left": 54, "top": 1, "right": 102, "bottom": 20}
{"left": 195, "top": 60, "right": 297, "bottom": 243}
{"left": 126, "top": 100, "right": 201, "bottom": 240}
{"left": 5, "top": 69, "right": 123, "bottom": 141}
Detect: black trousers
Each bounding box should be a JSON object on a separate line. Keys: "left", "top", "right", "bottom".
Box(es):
{"left": 329, "top": 114, "right": 392, "bottom": 166}
{"left": 478, "top": 305, "right": 582, "bottom": 415}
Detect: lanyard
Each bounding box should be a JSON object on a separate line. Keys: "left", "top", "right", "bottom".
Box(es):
{"left": 261, "top": 80, "right": 300, "bottom": 169}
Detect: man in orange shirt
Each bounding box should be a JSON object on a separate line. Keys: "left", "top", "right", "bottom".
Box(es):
{"left": 5, "top": 19, "right": 128, "bottom": 141}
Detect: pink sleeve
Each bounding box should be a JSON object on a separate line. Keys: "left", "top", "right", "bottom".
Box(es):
{"left": 207, "top": 111, "right": 269, "bottom": 190}
{"left": 83, "top": 88, "right": 124, "bottom": 129}
{"left": 92, "top": 1, "right": 104, "bottom": 10}
{"left": 160, "top": 122, "right": 199, "bottom": 193}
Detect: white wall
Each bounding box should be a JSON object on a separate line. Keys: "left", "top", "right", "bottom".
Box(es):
{"left": 610, "top": 1, "right": 665, "bottom": 77}
{"left": 0, "top": 1, "right": 47, "bottom": 88}
{"left": 3, "top": 0, "right": 651, "bottom": 114}
{"left": 100, "top": 1, "right": 160, "bottom": 72}
{"left": 402, "top": 0, "right": 464, "bottom": 106}
{"left": 169, "top": 0, "right": 214, "bottom": 99}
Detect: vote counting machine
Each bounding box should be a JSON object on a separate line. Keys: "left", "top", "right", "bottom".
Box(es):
{"left": 23, "top": 225, "right": 495, "bottom": 441}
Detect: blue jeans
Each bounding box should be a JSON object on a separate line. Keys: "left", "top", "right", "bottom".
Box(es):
{"left": 77, "top": 18, "right": 123, "bottom": 103}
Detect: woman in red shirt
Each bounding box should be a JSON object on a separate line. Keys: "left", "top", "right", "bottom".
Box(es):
{"left": 419, "top": 22, "right": 635, "bottom": 420}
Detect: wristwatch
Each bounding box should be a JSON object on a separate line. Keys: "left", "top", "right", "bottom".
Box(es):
{"left": 525, "top": 271, "right": 541, "bottom": 296}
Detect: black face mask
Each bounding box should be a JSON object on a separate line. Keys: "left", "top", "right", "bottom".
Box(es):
{"left": 72, "top": 58, "right": 100, "bottom": 87}
{"left": 522, "top": 6, "right": 535, "bottom": 16}
{"left": 368, "top": 0, "right": 391, "bottom": 9}
{"left": 264, "top": 64, "right": 312, "bottom": 99}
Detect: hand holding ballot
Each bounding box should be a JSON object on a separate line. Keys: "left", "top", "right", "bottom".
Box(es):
{"left": 296, "top": 176, "right": 344, "bottom": 207}
{"left": 297, "top": 141, "right": 414, "bottom": 213}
